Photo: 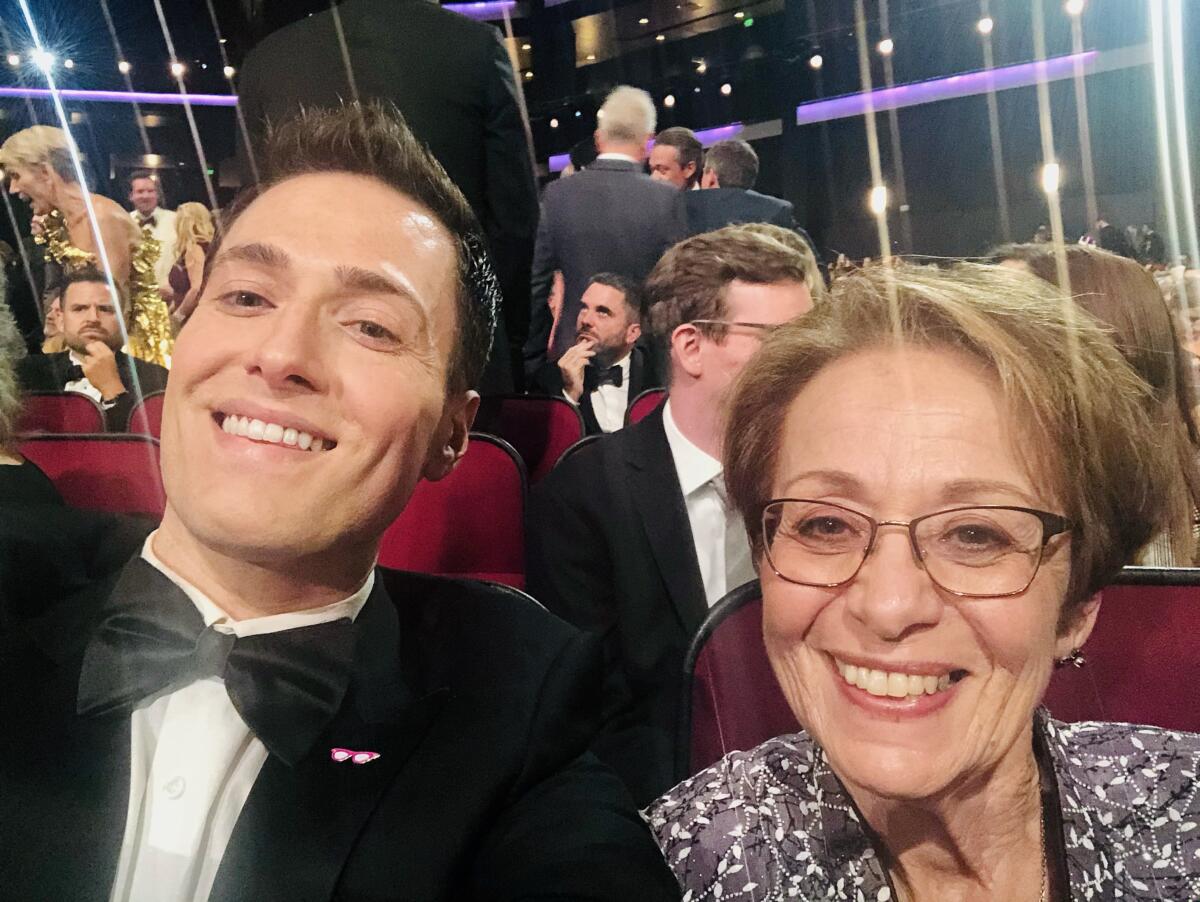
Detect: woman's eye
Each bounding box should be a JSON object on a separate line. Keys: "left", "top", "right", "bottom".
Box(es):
{"left": 946, "top": 525, "right": 1010, "bottom": 548}
{"left": 798, "top": 516, "right": 852, "bottom": 537}
{"left": 355, "top": 320, "right": 399, "bottom": 343}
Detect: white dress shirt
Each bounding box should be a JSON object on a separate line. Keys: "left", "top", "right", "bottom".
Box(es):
{"left": 131, "top": 206, "right": 177, "bottom": 286}
{"left": 64, "top": 349, "right": 119, "bottom": 411}
{"left": 584, "top": 352, "right": 631, "bottom": 433}
{"left": 109, "top": 533, "right": 374, "bottom": 902}
{"left": 594, "top": 152, "right": 641, "bottom": 165}
{"left": 661, "top": 401, "right": 755, "bottom": 606}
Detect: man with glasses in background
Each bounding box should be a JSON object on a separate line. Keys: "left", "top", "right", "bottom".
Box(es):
{"left": 526, "top": 223, "right": 813, "bottom": 805}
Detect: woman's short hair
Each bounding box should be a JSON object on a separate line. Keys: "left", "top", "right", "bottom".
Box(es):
{"left": 996, "top": 242, "right": 1200, "bottom": 565}
{"left": 174, "top": 202, "right": 216, "bottom": 257}
{"left": 597, "top": 87, "right": 657, "bottom": 145}
{"left": 724, "top": 262, "right": 1170, "bottom": 623}
{"left": 645, "top": 223, "right": 812, "bottom": 342}
{"left": 0, "top": 270, "right": 25, "bottom": 452}
{"left": 0, "top": 125, "right": 76, "bottom": 183}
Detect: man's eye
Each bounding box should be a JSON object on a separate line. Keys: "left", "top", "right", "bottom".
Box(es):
{"left": 220, "top": 291, "right": 267, "bottom": 308}
{"left": 355, "top": 321, "right": 399, "bottom": 343}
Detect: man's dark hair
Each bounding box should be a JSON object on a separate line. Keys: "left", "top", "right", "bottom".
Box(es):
{"left": 49, "top": 266, "right": 117, "bottom": 306}
{"left": 204, "top": 101, "right": 498, "bottom": 392}
{"left": 704, "top": 139, "right": 759, "bottom": 190}
{"left": 588, "top": 272, "right": 644, "bottom": 317}
{"left": 568, "top": 137, "right": 597, "bottom": 173}
{"left": 654, "top": 127, "right": 703, "bottom": 188}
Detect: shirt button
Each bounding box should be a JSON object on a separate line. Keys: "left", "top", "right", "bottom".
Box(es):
{"left": 164, "top": 776, "right": 186, "bottom": 799}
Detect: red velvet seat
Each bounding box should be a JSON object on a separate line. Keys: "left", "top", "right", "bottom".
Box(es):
{"left": 377, "top": 433, "right": 526, "bottom": 588}
{"left": 18, "top": 434, "right": 165, "bottom": 517}
{"left": 17, "top": 392, "right": 105, "bottom": 435}
{"left": 681, "top": 569, "right": 1200, "bottom": 781}
{"left": 625, "top": 388, "right": 666, "bottom": 426}
{"left": 474, "top": 394, "right": 583, "bottom": 485}
{"left": 126, "top": 391, "right": 166, "bottom": 439}
{"left": 552, "top": 433, "right": 602, "bottom": 469}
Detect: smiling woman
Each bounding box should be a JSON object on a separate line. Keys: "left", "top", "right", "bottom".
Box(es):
{"left": 644, "top": 263, "right": 1200, "bottom": 901}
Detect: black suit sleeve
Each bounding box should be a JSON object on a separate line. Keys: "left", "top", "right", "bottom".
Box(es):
{"left": 468, "top": 628, "right": 680, "bottom": 900}
{"left": 479, "top": 28, "right": 539, "bottom": 355}
{"left": 770, "top": 200, "right": 797, "bottom": 230}
{"left": 523, "top": 198, "right": 559, "bottom": 380}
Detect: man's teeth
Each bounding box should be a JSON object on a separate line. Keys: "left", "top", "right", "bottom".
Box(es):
{"left": 220, "top": 414, "right": 330, "bottom": 451}
{"left": 835, "top": 659, "right": 955, "bottom": 698}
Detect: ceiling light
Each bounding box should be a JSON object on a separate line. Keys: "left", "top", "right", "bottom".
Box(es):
{"left": 550, "top": 117, "right": 559, "bottom": 128}
{"left": 877, "top": 38, "right": 894, "bottom": 56}
{"left": 655, "top": 34, "right": 666, "bottom": 42}
{"left": 30, "top": 49, "right": 54, "bottom": 73}
{"left": 575, "top": 110, "right": 582, "bottom": 118}
{"left": 6, "top": 53, "right": 19, "bottom": 68}
{"left": 976, "top": 16, "right": 994, "bottom": 35}
{"left": 869, "top": 185, "right": 889, "bottom": 215}
{"left": 734, "top": 10, "right": 745, "bottom": 18}
{"left": 219, "top": 38, "right": 227, "bottom": 44}
{"left": 808, "top": 53, "right": 823, "bottom": 69}
{"left": 1065, "top": 0, "right": 1085, "bottom": 15}
{"left": 720, "top": 82, "right": 732, "bottom": 96}
{"left": 664, "top": 94, "right": 675, "bottom": 108}
{"left": 118, "top": 60, "right": 131, "bottom": 74}
{"left": 586, "top": 53, "right": 596, "bottom": 61}
{"left": 695, "top": 59, "right": 707, "bottom": 74}
{"left": 521, "top": 42, "right": 531, "bottom": 50}
{"left": 63, "top": 58, "right": 74, "bottom": 70}
{"left": 1041, "top": 162, "right": 1061, "bottom": 194}
{"left": 693, "top": 86, "right": 701, "bottom": 93}
{"left": 223, "top": 65, "right": 235, "bottom": 78}
{"left": 524, "top": 70, "right": 533, "bottom": 79}
{"left": 639, "top": 17, "right": 650, "bottom": 24}
{"left": 170, "top": 61, "right": 186, "bottom": 77}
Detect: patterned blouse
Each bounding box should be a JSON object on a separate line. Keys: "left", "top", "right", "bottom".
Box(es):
{"left": 644, "top": 715, "right": 1200, "bottom": 901}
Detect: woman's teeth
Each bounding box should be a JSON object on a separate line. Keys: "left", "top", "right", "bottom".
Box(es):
{"left": 220, "top": 414, "right": 333, "bottom": 452}
{"left": 834, "top": 658, "right": 957, "bottom": 698}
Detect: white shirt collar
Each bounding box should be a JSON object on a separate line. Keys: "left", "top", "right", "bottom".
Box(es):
{"left": 595, "top": 152, "right": 640, "bottom": 164}
{"left": 662, "top": 399, "right": 722, "bottom": 496}
{"left": 68, "top": 349, "right": 84, "bottom": 367}
{"left": 140, "top": 530, "right": 374, "bottom": 638}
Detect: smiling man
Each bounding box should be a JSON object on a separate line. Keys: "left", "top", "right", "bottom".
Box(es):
{"left": 0, "top": 102, "right": 678, "bottom": 902}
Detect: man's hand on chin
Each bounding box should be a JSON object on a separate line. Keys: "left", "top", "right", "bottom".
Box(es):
{"left": 81, "top": 340, "right": 127, "bottom": 401}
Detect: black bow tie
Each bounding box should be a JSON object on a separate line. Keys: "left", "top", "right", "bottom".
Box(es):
{"left": 64, "top": 363, "right": 85, "bottom": 382}
{"left": 77, "top": 560, "right": 357, "bottom": 766}
{"left": 138, "top": 214, "right": 156, "bottom": 228}
{"left": 585, "top": 364, "right": 623, "bottom": 391}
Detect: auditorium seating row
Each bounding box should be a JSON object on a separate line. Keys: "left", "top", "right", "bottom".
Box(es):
{"left": 18, "top": 389, "right": 669, "bottom": 486}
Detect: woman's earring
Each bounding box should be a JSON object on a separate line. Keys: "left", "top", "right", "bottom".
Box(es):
{"left": 1055, "top": 648, "right": 1087, "bottom": 669}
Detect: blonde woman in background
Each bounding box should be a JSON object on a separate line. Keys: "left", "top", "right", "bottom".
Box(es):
{"left": 0, "top": 125, "right": 172, "bottom": 366}
{"left": 165, "top": 201, "right": 215, "bottom": 323}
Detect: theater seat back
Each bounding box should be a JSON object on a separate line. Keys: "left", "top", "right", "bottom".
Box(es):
{"left": 18, "top": 392, "right": 105, "bottom": 435}
{"left": 473, "top": 394, "right": 583, "bottom": 484}
{"left": 683, "top": 569, "right": 1200, "bottom": 781}
{"left": 19, "top": 434, "right": 165, "bottom": 517}
{"left": 625, "top": 388, "right": 666, "bottom": 427}
{"left": 126, "top": 391, "right": 167, "bottom": 439}
{"left": 378, "top": 433, "right": 526, "bottom": 588}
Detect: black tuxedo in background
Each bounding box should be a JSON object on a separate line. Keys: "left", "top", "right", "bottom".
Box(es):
{"left": 0, "top": 560, "right": 680, "bottom": 901}
{"left": 524, "top": 160, "right": 686, "bottom": 379}
{"left": 237, "top": 0, "right": 539, "bottom": 393}
{"left": 531, "top": 343, "right": 660, "bottom": 435}
{"left": 16, "top": 349, "right": 168, "bottom": 432}
{"left": 685, "top": 187, "right": 819, "bottom": 259}
{"left": 526, "top": 406, "right": 705, "bottom": 805}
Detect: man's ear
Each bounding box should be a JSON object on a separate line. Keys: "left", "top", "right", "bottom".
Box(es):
{"left": 701, "top": 169, "right": 719, "bottom": 189}
{"left": 669, "top": 322, "right": 704, "bottom": 379}
{"left": 683, "top": 160, "right": 698, "bottom": 182}
{"left": 626, "top": 320, "right": 643, "bottom": 345}
{"left": 421, "top": 390, "right": 480, "bottom": 483}
{"left": 1054, "top": 594, "right": 1101, "bottom": 661}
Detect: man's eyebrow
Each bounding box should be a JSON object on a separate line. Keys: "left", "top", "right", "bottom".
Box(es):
{"left": 212, "top": 241, "right": 293, "bottom": 271}
{"left": 336, "top": 265, "right": 431, "bottom": 327}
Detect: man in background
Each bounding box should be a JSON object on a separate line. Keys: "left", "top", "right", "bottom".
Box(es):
{"left": 527, "top": 225, "right": 814, "bottom": 805}
{"left": 128, "top": 170, "right": 177, "bottom": 289}
{"left": 532, "top": 273, "right": 657, "bottom": 434}
{"left": 686, "top": 140, "right": 817, "bottom": 262}
{"left": 237, "top": 0, "right": 539, "bottom": 392}
{"left": 17, "top": 267, "right": 168, "bottom": 431}
{"left": 524, "top": 86, "right": 686, "bottom": 380}
{"left": 649, "top": 127, "right": 702, "bottom": 191}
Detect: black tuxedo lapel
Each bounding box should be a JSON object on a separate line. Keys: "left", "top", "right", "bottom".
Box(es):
{"left": 209, "top": 576, "right": 450, "bottom": 902}
{"left": 622, "top": 409, "right": 707, "bottom": 633}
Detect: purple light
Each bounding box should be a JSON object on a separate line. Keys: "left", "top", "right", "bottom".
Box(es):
{"left": 548, "top": 122, "right": 744, "bottom": 172}
{"left": 795, "top": 50, "right": 1099, "bottom": 126}
{"left": 0, "top": 86, "right": 237, "bottom": 107}
{"left": 443, "top": 0, "right": 518, "bottom": 20}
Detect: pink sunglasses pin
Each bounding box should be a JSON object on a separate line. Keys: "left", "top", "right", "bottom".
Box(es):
{"left": 330, "top": 747, "right": 381, "bottom": 765}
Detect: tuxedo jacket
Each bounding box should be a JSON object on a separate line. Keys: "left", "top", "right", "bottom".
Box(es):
{"left": 531, "top": 344, "right": 660, "bottom": 435}
{"left": 238, "top": 0, "right": 539, "bottom": 392}
{"left": 0, "top": 561, "right": 680, "bottom": 901}
{"left": 16, "top": 350, "right": 169, "bottom": 432}
{"left": 685, "top": 187, "right": 819, "bottom": 260}
{"left": 524, "top": 161, "right": 687, "bottom": 377}
{"left": 525, "top": 407, "right": 705, "bottom": 806}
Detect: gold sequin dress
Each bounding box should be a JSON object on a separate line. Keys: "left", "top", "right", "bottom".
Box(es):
{"left": 36, "top": 209, "right": 174, "bottom": 367}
